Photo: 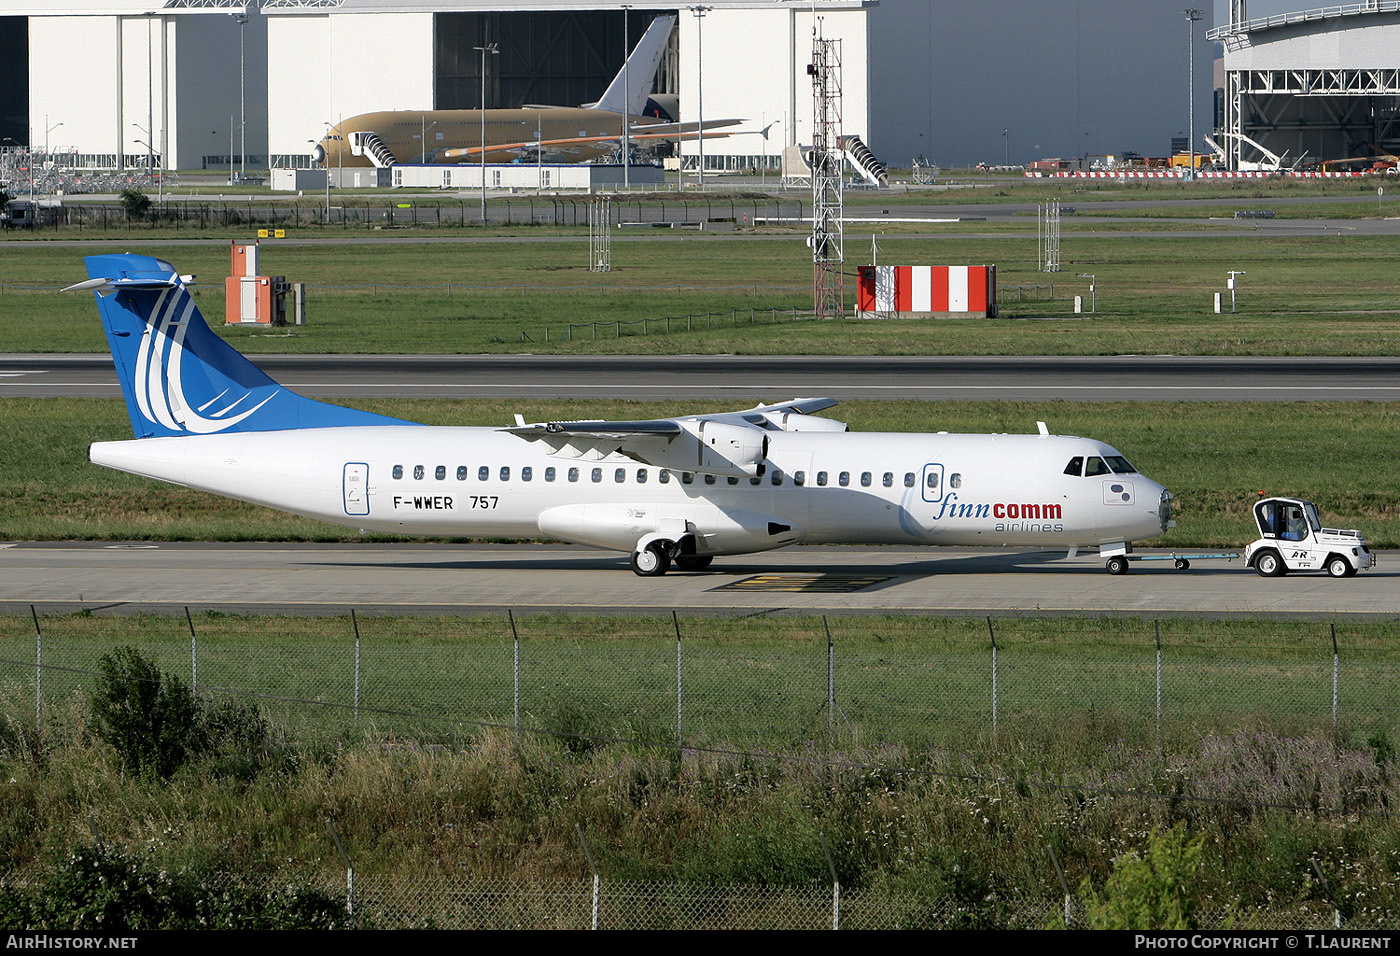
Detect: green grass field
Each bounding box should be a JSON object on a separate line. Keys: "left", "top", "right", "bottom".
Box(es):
{"left": 3, "top": 181, "right": 1400, "bottom": 355}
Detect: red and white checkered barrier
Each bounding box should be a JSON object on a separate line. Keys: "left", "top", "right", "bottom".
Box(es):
{"left": 856, "top": 265, "right": 996, "bottom": 316}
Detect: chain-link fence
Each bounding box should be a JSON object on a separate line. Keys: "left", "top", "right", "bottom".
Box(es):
{"left": 13, "top": 197, "right": 807, "bottom": 232}
{"left": 5, "top": 611, "right": 1398, "bottom": 753}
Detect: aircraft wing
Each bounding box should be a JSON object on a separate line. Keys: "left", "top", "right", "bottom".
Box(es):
{"left": 437, "top": 118, "right": 743, "bottom": 162}
{"left": 503, "top": 398, "right": 843, "bottom": 477}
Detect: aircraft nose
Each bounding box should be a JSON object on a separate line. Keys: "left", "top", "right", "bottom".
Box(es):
{"left": 311, "top": 143, "right": 326, "bottom": 164}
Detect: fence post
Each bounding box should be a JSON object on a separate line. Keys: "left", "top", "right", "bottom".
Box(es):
{"left": 577, "top": 825, "right": 601, "bottom": 930}
{"left": 988, "top": 616, "right": 997, "bottom": 751}
{"left": 821, "top": 834, "right": 841, "bottom": 930}
{"left": 1155, "top": 619, "right": 1162, "bottom": 750}
{"left": 185, "top": 606, "right": 198, "bottom": 694}
{"left": 1331, "top": 623, "right": 1339, "bottom": 734}
{"left": 825, "top": 616, "right": 835, "bottom": 748}
{"left": 29, "top": 605, "right": 41, "bottom": 732}
{"left": 673, "top": 611, "right": 683, "bottom": 745}
{"left": 1049, "top": 845, "right": 1073, "bottom": 928}
{"left": 510, "top": 609, "right": 521, "bottom": 733}
{"left": 351, "top": 609, "right": 362, "bottom": 730}
{"left": 327, "top": 819, "right": 355, "bottom": 922}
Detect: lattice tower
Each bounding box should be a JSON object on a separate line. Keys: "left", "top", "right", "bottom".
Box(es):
{"left": 810, "top": 35, "right": 844, "bottom": 320}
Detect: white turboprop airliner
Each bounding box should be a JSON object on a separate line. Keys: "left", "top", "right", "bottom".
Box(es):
{"left": 70, "top": 255, "right": 1175, "bottom": 576}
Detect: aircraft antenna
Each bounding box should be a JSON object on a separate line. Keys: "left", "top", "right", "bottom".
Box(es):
{"left": 809, "top": 25, "right": 844, "bottom": 320}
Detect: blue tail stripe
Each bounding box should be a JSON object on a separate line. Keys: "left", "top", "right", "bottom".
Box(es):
{"left": 85, "top": 254, "right": 415, "bottom": 438}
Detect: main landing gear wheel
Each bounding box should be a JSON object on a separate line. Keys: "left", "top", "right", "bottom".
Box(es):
{"left": 1254, "top": 549, "right": 1286, "bottom": 578}
{"left": 1174, "top": 558, "right": 1190, "bottom": 571}
{"left": 674, "top": 555, "right": 714, "bottom": 572}
{"left": 1105, "top": 555, "right": 1130, "bottom": 575}
{"left": 1327, "top": 555, "right": 1353, "bottom": 579}
{"left": 631, "top": 542, "right": 672, "bottom": 577}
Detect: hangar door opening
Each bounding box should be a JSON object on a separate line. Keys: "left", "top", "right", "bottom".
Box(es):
{"left": 434, "top": 10, "right": 677, "bottom": 113}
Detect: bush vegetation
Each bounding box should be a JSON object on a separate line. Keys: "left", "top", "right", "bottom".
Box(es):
{"left": 2, "top": 644, "right": 1400, "bottom": 927}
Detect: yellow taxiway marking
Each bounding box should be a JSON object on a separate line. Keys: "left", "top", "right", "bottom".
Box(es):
{"left": 712, "top": 573, "right": 894, "bottom": 594}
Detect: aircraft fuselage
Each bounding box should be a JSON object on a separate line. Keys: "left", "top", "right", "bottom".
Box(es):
{"left": 91, "top": 427, "right": 1170, "bottom": 555}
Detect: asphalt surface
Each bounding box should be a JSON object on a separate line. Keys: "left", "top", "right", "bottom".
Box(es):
{"left": 6, "top": 353, "right": 1400, "bottom": 402}
{"left": 1, "top": 541, "right": 1393, "bottom": 619}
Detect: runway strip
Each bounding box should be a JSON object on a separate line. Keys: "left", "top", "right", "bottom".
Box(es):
{"left": 2, "top": 542, "right": 1394, "bottom": 618}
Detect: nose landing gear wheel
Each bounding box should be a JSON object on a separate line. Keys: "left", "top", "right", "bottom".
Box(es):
{"left": 631, "top": 542, "right": 672, "bottom": 577}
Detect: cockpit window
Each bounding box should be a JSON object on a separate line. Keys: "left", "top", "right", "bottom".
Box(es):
{"left": 1085, "top": 457, "right": 1110, "bottom": 477}
{"left": 1064, "top": 457, "right": 1083, "bottom": 477}
{"left": 1104, "top": 456, "right": 1137, "bottom": 474}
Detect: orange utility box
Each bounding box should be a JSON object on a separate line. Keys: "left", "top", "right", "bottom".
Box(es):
{"left": 225, "top": 241, "right": 289, "bottom": 325}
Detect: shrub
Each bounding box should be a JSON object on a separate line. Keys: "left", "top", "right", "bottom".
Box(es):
{"left": 118, "top": 189, "right": 151, "bottom": 221}
{"left": 1079, "top": 824, "right": 1205, "bottom": 929}
{"left": 0, "top": 844, "right": 348, "bottom": 930}
{"left": 88, "top": 646, "right": 271, "bottom": 780}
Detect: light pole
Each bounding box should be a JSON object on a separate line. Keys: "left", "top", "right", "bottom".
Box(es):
{"left": 473, "top": 42, "right": 499, "bottom": 222}
{"left": 133, "top": 139, "right": 163, "bottom": 204}
{"left": 689, "top": 6, "right": 710, "bottom": 189}
{"left": 1003, "top": 128, "right": 1009, "bottom": 168}
{"left": 232, "top": 9, "right": 249, "bottom": 183}
{"left": 309, "top": 129, "right": 329, "bottom": 221}
{"left": 44, "top": 117, "right": 62, "bottom": 193}
{"left": 1185, "top": 9, "right": 1203, "bottom": 179}
{"left": 621, "top": 5, "right": 631, "bottom": 191}
{"left": 132, "top": 123, "right": 154, "bottom": 188}
{"left": 417, "top": 114, "right": 439, "bottom": 163}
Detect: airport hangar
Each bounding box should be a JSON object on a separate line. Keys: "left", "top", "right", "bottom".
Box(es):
{"left": 2, "top": 1, "right": 1219, "bottom": 177}
{"left": 1211, "top": 3, "right": 1400, "bottom": 169}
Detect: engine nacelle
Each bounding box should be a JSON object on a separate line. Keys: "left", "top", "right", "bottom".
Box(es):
{"left": 638, "top": 419, "right": 768, "bottom": 478}
{"left": 756, "top": 410, "right": 848, "bottom": 433}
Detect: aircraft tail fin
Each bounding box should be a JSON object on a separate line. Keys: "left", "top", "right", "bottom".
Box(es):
{"left": 72, "top": 254, "right": 414, "bottom": 439}
{"left": 590, "top": 14, "right": 676, "bottom": 116}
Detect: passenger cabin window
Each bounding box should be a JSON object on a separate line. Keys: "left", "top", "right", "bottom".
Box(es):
{"left": 457, "top": 466, "right": 468, "bottom": 481}
{"left": 794, "top": 471, "right": 806, "bottom": 486}
{"left": 659, "top": 470, "right": 671, "bottom": 484}
{"left": 522, "top": 467, "right": 533, "bottom": 482}
{"left": 637, "top": 469, "right": 647, "bottom": 484}
{"left": 704, "top": 474, "right": 717, "bottom": 485}
{"left": 1064, "top": 457, "right": 1083, "bottom": 477}
{"left": 682, "top": 472, "right": 694, "bottom": 484}
{"left": 728, "top": 476, "right": 739, "bottom": 485}
{"left": 392, "top": 465, "right": 403, "bottom": 480}
{"left": 861, "top": 472, "right": 872, "bottom": 487}
{"left": 839, "top": 472, "right": 850, "bottom": 487}
{"left": 771, "top": 470, "right": 784, "bottom": 486}
{"left": 435, "top": 466, "right": 446, "bottom": 481}
{"left": 591, "top": 468, "right": 602, "bottom": 483}
{"left": 950, "top": 473, "right": 962, "bottom": 489}
{"left": 615, "top": 468, "right": 626, "bottom": 483}
{"left": 545, "top": 467, "right": 556, "bottom": 482}
{"left": 816, "top": 471, "right": 828, "bottom": 487}
{"left": 500, "top": 467, "right": 510, "bottom": 481}
{"left": 478, "top": 466, "right": 489, "bottom": 481}
{"left": 750, "top": 476, "right": 762, "bottom": 486}
{"left": 414, "top": 465, "right": 425, "bottom": 480}
{"left": 568, "top": 467, "right": 579, "bottom": 483}
{"left": 926, "top": 472, "right": 939, "bottom": 489}
{"left": 904, "top": 472, "right": 916, "bottom": 488}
